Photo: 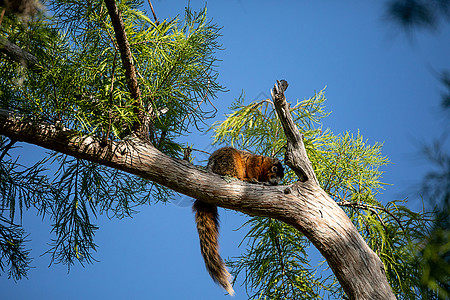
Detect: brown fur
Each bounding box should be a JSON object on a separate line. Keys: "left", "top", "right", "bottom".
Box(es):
{"left": 193, "top": 147, "right": 284, "bottom": 295}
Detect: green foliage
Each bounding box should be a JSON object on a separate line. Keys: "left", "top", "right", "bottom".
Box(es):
{"left": 0, "top": 138, "right": 53, "bottom": 221}
{"left": 211, "top": 91, "right": 433, "bottom": 299}
{"left": 2, "top": 0, "right": 223, "bottom": 147}
{"left": 0, "top": 136, "right": 39, "bottom": 280}
{"left": 229, "top": 217, "right": 327, "bottom": 299}
{"left": 0, "top": 214, "right": 31, "bottom": 281}
{"left": 386, "top": 0, "right": 450, "bottom": 30}
{"left": 412, "top": 215, "right": 450, "bottom": 300}
{"left": 0, "top": 0, "right": 223, "bottom": 277}
{"left": 410, "top": 140, "right": 450, "bottom": 299}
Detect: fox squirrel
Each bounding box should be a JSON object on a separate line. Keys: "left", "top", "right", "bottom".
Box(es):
{"left": 193, "top": 147, "right": 284, "bottom": 295}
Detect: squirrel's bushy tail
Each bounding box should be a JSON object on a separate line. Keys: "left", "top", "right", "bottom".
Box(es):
{"left": 193, "top": 200, "right": 235, "bottom": 296}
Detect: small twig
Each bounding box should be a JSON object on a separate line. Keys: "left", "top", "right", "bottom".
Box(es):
{"left": 146, "top": 0, "right": 159, "bottom": 25}
{"left": 135, "top": 69, "right": 155, "bottom": 117}
{"left": 103, "top": 50, "right": 118, "bottom": 146}
{"left": 345, "top": 202, "right": 386, "bottom": 230}
{"left": 134, "top": 70, "right": 156, "bottom": 143}
{"left": 323, "top": 151, "right": 344, "bottom": 192}
{"left": 183, "top": 146, "right": 192, "bottom": 161}
{"left": 272, "top": 144, "right": 285, "bottom": 158}
{"left": 100, "top": 18, "right": 119, "bottom": 51}
{"left": 337, "top": 201, "right": 405, "bottom": 232}
{"left": 0, "top": 138, "right": 16, "bottom": 162}
{"left": 131, "top": 40, "right": 170, "bottom": 46}
{"left": 190, "top": 148, "right": 210, "bottom": 155}
{"left": 159, "top": 47, "right": 185, "bottom": 90}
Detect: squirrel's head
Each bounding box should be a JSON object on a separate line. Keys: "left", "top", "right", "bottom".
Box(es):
{"left": 266, "top": 159, "right": 284, "bottom": 186}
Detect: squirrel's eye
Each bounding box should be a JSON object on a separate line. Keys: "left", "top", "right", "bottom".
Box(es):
{"left": 272, "top": 166, "right": 277, "bottom": 172}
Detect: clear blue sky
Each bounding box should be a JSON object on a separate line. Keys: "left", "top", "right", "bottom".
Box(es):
{"left": 2, "top": 1, "right": 449, "bottom": 299}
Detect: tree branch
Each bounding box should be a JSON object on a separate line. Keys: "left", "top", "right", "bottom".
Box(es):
{"left": 337, "top": 200, "right": 406, "bottom": 232}
{"left": 146, "top": 0, "right": 159, "bottom": 25}
{"left": 0, "top": 137, "right": 16, "bottom": 162}
{"left": 103, "top": 0, "right": 150, "bottom": 141}
{"left": 0, "top": 36, "right": 40, "bottom": 70}
{"left": 271, "top": 80, "right": 318, "bottom": 184}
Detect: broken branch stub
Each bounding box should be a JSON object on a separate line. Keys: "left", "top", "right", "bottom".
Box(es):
{"left": 271, "top": 80, "right": 318, "bottom": 184}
